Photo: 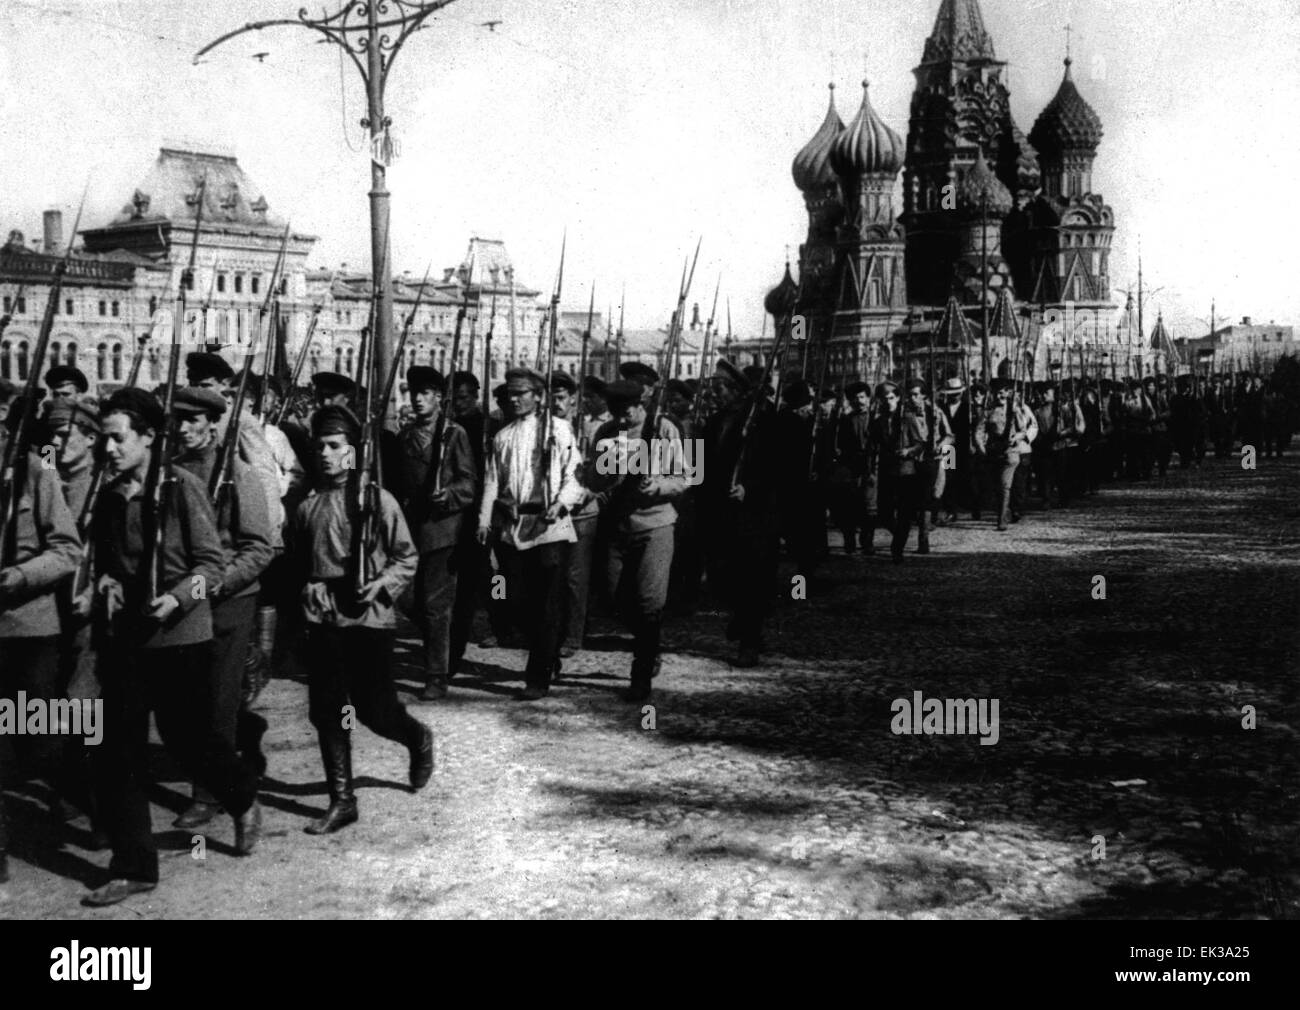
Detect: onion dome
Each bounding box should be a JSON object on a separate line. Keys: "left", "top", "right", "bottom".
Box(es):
{"left": 1029, "top": 58, "right": 1104, "bottom": 157}
{"left": 1008, "top": 121, "right": 1041, "bottom": 190}
{"left": 792, "top": 85, "right": 845, "bottom": 192}
{"left": 958, "top": 149, "right": 1013, "bottom": 217}
{"left": 830, "top": 81, "right": 905, "bottom": 179}
{"left": 764, "top": 262, "right": 799, "bottom": 318}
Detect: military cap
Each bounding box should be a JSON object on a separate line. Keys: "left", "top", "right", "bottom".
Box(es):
{"left": 665, "top": 378, "right": 692, "bottom": 399}
{"left": 451, "top": 370, "right": 480, "bottom": 392}
{"left": 245, "top": 373, "right": 282, "bottom": 399}
{"left": 311, "top": 404, "right": 362, "bottom": 442}
{"left": 504, "top": 366, "right": 546, "bottom": 392}
{"left": 1141, "top": 374, "right": 1157, "bottom": 386}
{"left": 905, "top": 378, "right": 929, "bottom": 396}
{"left": 604, "top": 379, "right": 644, "bottom": 412}
{"left": 582, "top": 375, "right": 607, "bottom": 397}
{"left": 844, "top": 380, "right": 870, "bottom": 398}
{"left": 875, "top": 379, "right": 900, "bottom": 398}
{"left": 550, "top": 371, "right": 578, "bottom": 394}
{"left": 103, "top": 387, "right": 164, "bottom": 432}
{"left": 684, "top": 378, "right": 701, "bottom": 395}
{"left": 990, "top": 378, "right": 1013, "bottom": 393}
{"left": 311, "top": 371, "right": 356, "bottom": 397}
{"left": 741, "top": 365, "right": 766, "bottom": 388}
{"left": 818, "top": 386, "right": 839, "bottom": 402}
{"left": 43, "top": 365, "right": 89, "bottom": 393}
{"left": 186, "top": 352, "right": 234, "bottom": 383}
{"left": 970, "top": 381, "right": 989, "bottom": 396}
{"left": 783, "top": 379, "right": 813, "bottom": 408}
{"left": 407, "top": 366, "right": 445, "bottom": 393}
{"left": 619, "top": 362, "right": 659, "bottom": 386}
{"left": 172, "top": 387, "right": 228, "bottom": 419}
{"left": 712, "top": 358, "right": 748, "bottom": 389}
{"left": 43, "top": 399, "right": 101, "bottom": 434}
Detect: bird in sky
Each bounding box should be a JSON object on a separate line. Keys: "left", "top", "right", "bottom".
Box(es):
{"left": 481, "top": 20, "right": 502, "bottom": 32}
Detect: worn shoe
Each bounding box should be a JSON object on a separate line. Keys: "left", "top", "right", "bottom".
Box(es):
{"left": 515, "top": 685, "right": 548, "bottom": 702}
{"left": 305, "top": 800, "right": 359, "bottom": 835}
{"left": 420, "top": 677, "right": 448, "bottom": 702}
{"left": 233, "top": 800, "right": 263, "bottom": 856}
{"left": 81, "top": 879, "right": 156, "bottom": 908}
{"left": 174, "top": 800, "right": 221, "bottom": 830}
{"left": 409, "top": 724, "right": 434, "bottom": 791}
{"left": 622, "top": 679, "right": 652, "bottom": 703}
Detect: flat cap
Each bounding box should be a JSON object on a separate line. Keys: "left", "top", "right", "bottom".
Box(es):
{"left": 712, "top": 358, "right": 748, "bottom": 389}
{"left": 44, "top": 365, "right": 89, "bottom": 392}
{"left": 311, "top": 404, "right": 362, "bottom": 442}
{"left": 406, "top": 366, "right": 445, "bottom": 393}
{"left": 782, "top": 379, "right": 813, "bottom": 408}
{"left": 875, "top": 379, "right": 899, "bottom": 397}
{"left": 43, "top": 399, "right": 101, "bottom": 434}
{"left": 172, "top": 387, "right": 228, "bottom": 418}
{"left": 504, "top": 366, "right": 546, "bottom": 391}
{"left": 905, "top": 378, "right": 929, "bottom": 396}
{"left": 185, "top": 352, "right": 234, "bottom": 383}
{"left": 582, "top": 375, "right": 607, "bottom": 397}
{"left": 665, "top": 378, "right": 692, "bottom": 399}
{"left": 604, "top": 379, "right": 644, "bottom": 412}
{"left": 451, "top": 370, "right": 480, "bottom": 391}
{"left": 619, "top": 361, "right": 659, "bottom": 386}
{"left": 844, "top": 381, "right": 870, "bottom": 398}
{"left": 103, "top": 387, "right": 164, "bottom": 431}
{"left": 550, "top": 371, "right": 577, "bottom": 394}
{"left": 311, "top": 371, "right": 356, "bottom": 396}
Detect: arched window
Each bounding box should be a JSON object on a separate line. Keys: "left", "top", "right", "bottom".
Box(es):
{"left": 344, "top": 347, "right": 355, "bottom": 377}
{"left": 408, "top": 347, "right": 417, "bottom": 369}
{"left": 111, "top": 301, "right": 120, "bottom": 317}
{"left": 17, "top": 340, "right": 29, "bottom": 380}
{"left": 334, "top": 348, "right": 343, "bottom": 373}
{"left": 149, "top": 348, "right": 160, "bottom": 382}
{"left": 112, "top": 343, "right": 123, "bottom": 380}
{"left": 310, "top": 348, "right": 321, "bottom": 375}
{"left": 491, "top": 357, "right": 499, "bottom": 379}
{"left": 51, "top": 341, "right": 61, "bottom": 365}
{"left": 217, "top": 313, "right": 230, "bottom": 343}
{"left": 437, "top": 349, "right": 445, "bottom": 371}
{"left": 0, "top": 341, "right": 10, "bottom": 379}
{"left": 65, "top": 343, "right": 77, "bottom": 367}
{"left": 97, "top": 344, "right": 108, "bottom": 381}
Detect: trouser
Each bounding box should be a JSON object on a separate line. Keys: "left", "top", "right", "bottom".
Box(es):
{"left": 496, "top": 540, "right": 570, "bottom": 690}
{"left": 413, "top": 546, "right": 457, "bottom": 682}
{"left": 719, "top": 529, "right": 779, "bottom": 651}
{"left": 831, "top": 479, "right": 870, "bottom": 548}
{"left": 941, "top": 462, "right": 965, "bottom": 515}
{"left": 0, "top": 637, "right": 63, "bottom": 785}
{"left": 92, "top": 642, "right": 259, "bottom": 885}
{"left": 1055, "top": 447, "right": 1078, "bottom": 505}
{"left": 193, "top": 596, "right": 258, "bottom": 808}
{"left": 564, "top": 516, "right": 599, "bottom": 648}
{"left": 928, "top": 460, "right": 946, "bottom": 524}
{"left": 449, "top": 535, "right": 509, "bottom": 663}
{"left": 607, "top": 524, "right": 674, "bottom": 681}
{"left": 1123, "top": 430, "right": 1150, "bottom": 477}
{"left": 305, "top": 625, "right": 422, "bottom": 747}
{"left": 890, "top": 472, "right": 928, "bottom": 555}
{"left": 983, "top": 456, "right": 1019, "bottom": 523}
{"left": 1151, "top": 428, "right": 1172, "bottom": 474}
{"left": 1031, "top": 450, "right": 1055, "bottom": 506}
{"left": 779, "top": 488, "right": 821, "bottom": 576}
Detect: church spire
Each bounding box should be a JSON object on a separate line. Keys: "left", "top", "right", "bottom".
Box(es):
{"left": 922, "top": 0, "right": 996, "bottom": 63}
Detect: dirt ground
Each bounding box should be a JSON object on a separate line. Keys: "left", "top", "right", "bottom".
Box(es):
{"left": 3, "top": 454, "right": 1298, "bottom": 919}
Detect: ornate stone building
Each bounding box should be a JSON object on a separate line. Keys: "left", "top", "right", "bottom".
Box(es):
{"left": 761, "top": 0, "right": 1119, "bottom": 384}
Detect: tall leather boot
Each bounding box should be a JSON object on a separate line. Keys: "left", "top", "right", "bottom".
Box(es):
{"left": 997, "top": 489, "right": 1011, "bottom": 531}
{"left": 917, "top": 522, "right": 931, "bottom": 555}
{"left": 244, "top": 606, "right": 278, "bottom": 704}
{"left": 624, "top": 617, "right": 661, "bottom": 702}
{"left": 305, "top": 732, "right": 357, "bottom": 835}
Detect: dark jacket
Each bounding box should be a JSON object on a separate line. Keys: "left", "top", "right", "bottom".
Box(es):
{"left": 395, "top": 416, "right": 477, "bottom": 554}
{"left": 0, "top": 454, "right": 81, "bottom": 638}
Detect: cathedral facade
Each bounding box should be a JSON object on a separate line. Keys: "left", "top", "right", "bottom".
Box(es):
{"left": 774, "top": 0, "right": 1117, "bottom": 384}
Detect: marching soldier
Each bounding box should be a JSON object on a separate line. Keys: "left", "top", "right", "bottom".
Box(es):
{"left": 289, "top": 404, "right": 432, "bottom": 834}
{"left": 169, "top": 387, "right": 275, "bottom": 828}
{"left": 85, "top": 388, "right": 262, "bottom": 907}
{"left": 975, "top": 379, "right": 1038, "bottom": 531}
{"left": 550, "top": 371, "right": 601, "bottom": 655}
{"left": 1145, "top": 375, "right": 1173, "bottom": 476}
{"left": 701, "top": 360, "right": 779, "bottom": 667}
{"left": 0, "top": 400, "right": 81, "bottom": 881}
{"left": 774, "top": 378, "right": 821, "bottom": 580}
{"left": 937, "top": 378, "right": 969, "bottom": 525}
{"left": 588, "top": 378, "right": 687, "bottom": 700}
{"left": 888, "top": 379, "right": 952, "bottom": 559}
{"left": 395, "top": 367, "right": 476, "bottom": 700}
{"left": 832, "top": 381, "right": 873, "bottom": 554}
{"left": 476, "top": 367, "right": 583, "bottom": 700}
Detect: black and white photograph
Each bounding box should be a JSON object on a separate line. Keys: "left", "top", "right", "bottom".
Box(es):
{"left": 0, "top": 0, "right": 1295, "bottom": 955}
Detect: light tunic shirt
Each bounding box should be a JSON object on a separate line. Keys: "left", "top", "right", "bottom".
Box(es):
{"left": 478, "top": 409, "right": 583, "bottom": 550}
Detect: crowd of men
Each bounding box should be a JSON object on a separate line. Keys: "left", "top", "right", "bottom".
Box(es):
{"left": 0, "top": 350, "right": 1293, "bottom": 909}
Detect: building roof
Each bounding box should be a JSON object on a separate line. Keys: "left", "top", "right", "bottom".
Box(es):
{"left": 987, "top": 286, "right": 1021, "bottom": 339}
{"left": 107, "top": 148, "right": 286, "bottom": 232}
{"left": 959, "top": 149, "right": 1013, "bottom": 217}
{"left": 446, "top": 236, "right": 541, "bottom": 298}
{"left": 934, "top": 294, "right": 977, "bottom": 347}
{"left": 922, "top": 0, "right": 998, "bottom": 64}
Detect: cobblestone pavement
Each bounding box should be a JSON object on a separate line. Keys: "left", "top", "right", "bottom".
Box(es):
{"left": 3, "top": 455, "right": 1298, "bottom": 919}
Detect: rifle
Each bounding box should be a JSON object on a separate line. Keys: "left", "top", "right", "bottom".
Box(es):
{"left": 580, "top": 283, "right": 594, "bottom": 392}
{"left": 539, "top": 234, "right": 567, "bottom": 511}
{"left": 0, "top": 190, "right": 87, "bottom": 565}
{"left": 210, "top": 223, "right": 290, "bottom": 513}
{"left": 379, "top": 264, "right": 432, "bottom": 425}
{"left": 482, "top": 294, "right": 496, "bottom": 460}
{"left": 690, "top": 275, "right": 721, "bottom": 429}
{"left": 732, "top": 285, "right": 797, "bottom": 489}
{"left": 139, "top": 177, "right": 206, "bottom": 602}
{"left": 616, "top": 290, "right": 625, "bottom": 375}
{"left": 807, "top": 261, "right": 844, "bottom": 481}
{"left": 432, "top": 275, "right": 472, "bottom": 493}
{"left": 275, "top": 303, "right": 323, "bottom": 426}
{"left": 649, "top": 241, "right": 701, "bottom": 435}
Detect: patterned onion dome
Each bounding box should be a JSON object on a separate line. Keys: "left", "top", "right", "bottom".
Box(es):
{"left": 792, "top": 85, "right": 845, "bottom": 192}
{"left": 959, "top": 149, "right": 1013, "bottom": 217}
{"left": 830, "top": 81, "right": 905, "bottom": 179}
{"left": 1009, "top": 121, "right": 1041, "bottom": 190}
{"left": 764, "top": 262, "right": 799, "bottom": 318}
{"left": 1029, "top": 58, "right": 1104, "bottom": 156}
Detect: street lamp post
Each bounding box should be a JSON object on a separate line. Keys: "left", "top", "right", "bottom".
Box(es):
{"left": 196, "top": 0, "right": 466, "bottom": 406}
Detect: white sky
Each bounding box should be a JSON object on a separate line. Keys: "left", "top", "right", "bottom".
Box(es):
{"left": 2, "top": 0, "right": 1297, "bottom": 340}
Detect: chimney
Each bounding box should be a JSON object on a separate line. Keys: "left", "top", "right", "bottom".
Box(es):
{"left": 691, "top": 303, "right": 701, "bottom": 329}
{"left": 1242, "top": 316, "right": 1252, "bottom": 326}
{"left": 43, "top": 209, "right": 63, "bottom": 255}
